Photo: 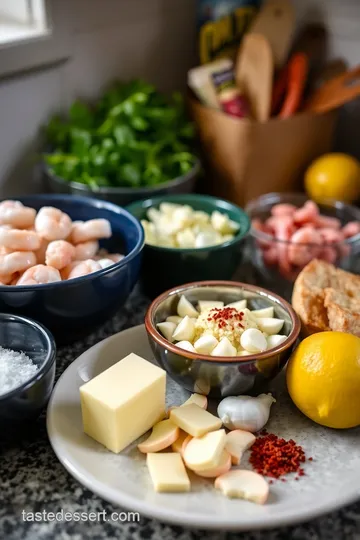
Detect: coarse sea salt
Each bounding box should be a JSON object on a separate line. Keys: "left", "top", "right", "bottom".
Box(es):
{"left": 0, "top": 346, "right": 39, "bottom": 396}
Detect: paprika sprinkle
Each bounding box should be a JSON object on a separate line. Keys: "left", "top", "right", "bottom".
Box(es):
{"left": 249, "top": 431, "right": 307, "bottom": 479}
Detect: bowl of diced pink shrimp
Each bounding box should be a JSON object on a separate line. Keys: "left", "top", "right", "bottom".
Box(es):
{"left": 0, "top": 194, "right": 144, "bottom": 344}
{"left": 246, "top": 193, "right": 360, "bottom": 298}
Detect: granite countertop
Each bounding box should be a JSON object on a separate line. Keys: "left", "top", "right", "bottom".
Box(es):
{"left": 1, "top": 287, "right": 360, "bottom": 540}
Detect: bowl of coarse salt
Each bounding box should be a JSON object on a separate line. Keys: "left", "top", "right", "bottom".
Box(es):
{"left": 0, "top": 313, "right": 56, "bottom": 426}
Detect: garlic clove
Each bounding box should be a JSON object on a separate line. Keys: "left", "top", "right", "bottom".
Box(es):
{"left": 166, "top": 315, "right": 183, "bottom": 324}
{"left": 195, "top": 231, "right": 220, "bottom": 248}
{"left": 210, "top": 211, "right": 231, "bottom": 233}
{"left": 211, "top": 337, "right": 237, "bottom": 357}
{"left": 138, "top": 419, "right": 179, "bottom": 453}
{"left": 240, "top": 328, "right": 267, "bottom": 353}
{"left": 182, "top": 393, "right": 208, "bottom": 409}
{"left": 193, "top": 210, "right": 210, "bottom": 224}
{"left": 141, "top": 220, "right": 157, "bottom": 246}
{"left": 159, "top": 202, "right": 181, "bottom": 216}
{"left": 226, "top": 299, "right": 247, "bottom": 310}
{"left": 225, "top": 429, "right": 256, "bottom": 465}
{"left": 157, "top": 322, "right": 176, "bottom": 342}
{"left": 215, "top": 470, "right": 269, "bottom": 504}
{"left": 266, "top": 334, "right": 287, "bottom": 349}
{"left": 198, "top": 300, "right": 224, "bottom": 312}
{"left": 147, "top": 207, "right": 162, "bottom": 224}
{"left": 195, "top": 450, "right": 231, "bottom": 478}
{"left": 176, "top": 340, "right": 196, "bottom": 353}
{"left": 194, "top": 334, "right": 219, "bottom": 355}
{"left": 256, "top": 318, "right": 285, "bottom": 335}
{"left": 176, "top": 228, "right": 196, "bottom": 248}
{"left": 172, "top": 316, "right": 195, "bottom": 342}
{"left": 183, "top": 429, "right": 226, "bottom": 471}
{"left": 251, "top": 307, "right": 274, "bottom": 318}
{"left": 217, "top": 394, "right": 276, "bottom": 432}
{"left": 177, "top": 295, "right": 198, "bottom": 318}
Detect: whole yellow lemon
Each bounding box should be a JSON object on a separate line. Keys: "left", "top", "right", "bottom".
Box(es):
{"left": 305, "top": 153, "right": 360, "bottom": 203}
{"left": 286, "top": 331, "right": 360, "bottom": 429}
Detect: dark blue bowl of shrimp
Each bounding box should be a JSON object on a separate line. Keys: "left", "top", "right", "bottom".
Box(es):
{"left": 0, "top": 194, "right": 144, "bottom": 344}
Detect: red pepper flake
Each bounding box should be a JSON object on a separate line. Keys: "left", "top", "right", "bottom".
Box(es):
{"left": 206, "top": 307, "right": 244, "bottom": 330}
{"left": 249, "top": 433, "right": 307, "bottom": 479}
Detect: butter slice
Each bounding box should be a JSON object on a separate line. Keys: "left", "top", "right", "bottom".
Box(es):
{"left": 170, "top": 403, "right": 222, "bottom": 437}
{"left": 183, "top": 429, "right": 226, "bottom": 471}
{"left": 80, "top": 353, "right": 166, "bottom": 453}
{"left": 147, "top": 453, "right": 190, "bottom": 492}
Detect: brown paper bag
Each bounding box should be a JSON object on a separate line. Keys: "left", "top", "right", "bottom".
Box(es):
{"left": 189, "top": 96, "right": 338, "bottom": 207}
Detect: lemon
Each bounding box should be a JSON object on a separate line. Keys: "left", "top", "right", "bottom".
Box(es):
{"left": 305, "top": 153, "right": 360, "bottom": 203}
{"left": 286, "top": 332, "right": 360, "bottom": 429}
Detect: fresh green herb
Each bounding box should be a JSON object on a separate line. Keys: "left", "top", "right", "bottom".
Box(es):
{"left": 43, "top": 80, "right": 196, "bottom": 189}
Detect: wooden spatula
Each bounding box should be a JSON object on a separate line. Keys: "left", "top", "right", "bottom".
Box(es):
{"left": 248, "top": 0, "right": 295, "bottom": 69}
{"left": 304, "top": 65, "right": 360, "bottom": 113}
{"left": 236, "top": 33, "right": 274, "bottom": 122}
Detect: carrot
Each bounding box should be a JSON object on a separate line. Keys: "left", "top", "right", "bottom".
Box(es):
{"left": 279, "top": 53, "right": 308, "bottom": 119}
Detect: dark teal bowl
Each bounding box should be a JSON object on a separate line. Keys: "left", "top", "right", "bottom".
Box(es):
{"left": 127, "top": 194, "right": 250, "bottom": 298}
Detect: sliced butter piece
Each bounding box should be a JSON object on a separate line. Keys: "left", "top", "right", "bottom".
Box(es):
{"left": 170, "top": 403, "right": 222, "bottom": 437}
{"left": 183, "top": 429, "right": 226, "bottom": 471}
{"left": 146, "top": 453, "right": 190, "bottom": 493}
{"left": 80, "top": 353, "right": 166, "bottom": 453}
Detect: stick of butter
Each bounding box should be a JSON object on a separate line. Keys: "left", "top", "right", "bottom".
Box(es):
{"left": 80, "top": 353, "right": 166, "bottom": 453}
{"left": 170, "top": 403, "right": 222, "bottom": 437}
{"left": 147, "top": 453, "right": 190, "bottom": 493}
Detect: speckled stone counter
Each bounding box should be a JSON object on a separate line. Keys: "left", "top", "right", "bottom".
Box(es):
{"left": 1, "top": 286, "right": 360, "bottom": 540}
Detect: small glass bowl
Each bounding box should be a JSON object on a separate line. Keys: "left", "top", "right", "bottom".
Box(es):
{"left": 246, "top": 193, "right": 360, "bottom": 299}
{"left": 0, "top": 313, "right": 56, "bottom": 427}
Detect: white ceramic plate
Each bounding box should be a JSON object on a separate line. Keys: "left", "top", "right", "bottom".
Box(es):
{"left": 47, "top": 325, "right": 360, "bottom": 531}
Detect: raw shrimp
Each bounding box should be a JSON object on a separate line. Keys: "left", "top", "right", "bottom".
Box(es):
{"left": 0, "top": 273, "right": 14, "bottom": 285}
{"left": 293, "top": 201, "right": 319, "bottom": 225}
{"left": 315, "top": 215, "right": 341, "bottom": 230}
{"left": 319, "top": 246, "right": 338, "bottom": 264}
{"left": 271, "top": 203, "right": 296, "bottom": 217}
{"left": 288, "top": 227, "right": 322, "bottom": 266}
{"left": 104, "top": 253, "right": 123, "bottom": 263}
{"left": 0, "top": 228, "right": 40, "bottom": 251}
{"left": 263, "top": 246, "right": 278, "bottom": 266}
{"left": 74, "top": 240, "right": 99, "bottom": 261}
{"left": 0, "top": 251, "right": 36, "bottom": 275}
{"left": 318, "top": 228, "right": 343, "bottom": 244}
{"left": 66, "top": 259, "right": 102, "bottom": 280}
{"left": 45, "top": 240, "right": 76, "bottom": 270}
{"left": 70, "top": 219, "right": 111, "bottom": 244}
{"left": 16, "top": 265, "right": 61, "bottom": 286}
{"left": 34, "top": 237, "right": 50, "bottom": 264}
{"left": 0, "top": 200, "right": 36, "bottom": 229}
{"left": 97, "top": 258, "right": 115, "bottom": 269}
{"left": 35, "top": 207, "right": 72, "bottom": 241}
{"left": 272, "top": 216, "right": 295, "bottom": 273}
{"left": 342, "top": 221, "right": 360, "bottom": 238}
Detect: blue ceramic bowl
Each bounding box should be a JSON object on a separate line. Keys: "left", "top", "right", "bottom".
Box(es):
{"left": 0, "top": 313, "right": 56, "bottom": 426}
{"left": 0, "top": 195, "right": 144, "bottom": 344}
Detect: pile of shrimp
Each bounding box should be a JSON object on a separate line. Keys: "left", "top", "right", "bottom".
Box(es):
{"left": 0, "top": 200, "right": 123, "bottom": 286}
{"left": 252, "top": 200, "right": 360, "bottom": 280}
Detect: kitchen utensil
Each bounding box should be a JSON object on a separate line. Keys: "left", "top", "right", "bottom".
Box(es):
{"left": 304, "top": 65, "right": 360, "bottom": 114}
{"left": 236, "top": 33, "right": 273, "bottom": 121}
{"left": 315, "top": 59, "right": 348, "bottom": 87}
{"left": 276, "top": 52, "right": 309, "bottom": 118}
{"left": 47, "top": 324, "right": 360, "bottom": 530}
{"left": 248, "top": 0, "right": 295, "bottom": 69}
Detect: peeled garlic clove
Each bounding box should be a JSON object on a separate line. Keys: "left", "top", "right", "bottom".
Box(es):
{"left": 157, "top": 322, "right": 176, "bottom": 342}
{"left": 215, "top": 470, "right": 269, "bottom": 504}
{"left": 156, "top": 233, "right": 175, "bottom": 248}
{"left": 193, "top": 210, "right": 210, "bottom": 224}
{"left": 177, "top": 295, "right": 198, "bottom": 318}
{"left": 138, "top": 419, "right": 179, "bottom": 453}
{"left": 198, "top": 300, "right": 224, "bottom": 312}
{"left": 228, "top": 220, "right": 240, "bottom": 233}
{"left": 176, "top": 340, "right": 196, "bottom": 352}
{"left": 141, "top": 220, "right": 157, "bottom": 245}
{"left": 251, "top": 307, "right": 274, "bottom": 318}
{"left": 159, "top": 202, "right": 181, "bottom": 216}
{"left": 194, "top": 334, "right": 219, "bottom": 355}
{"left": 256, "top": 318, "right": 284, "bottom": 335}
{"left": 266, "top": 334, "right": 287, "bottom": 349}
{"left": 240, "top": 328, "right": 267, "bottom": 353}
{"left": 225, "top": 429, "right": 256, "bottom": 465}
{"left": 226, "top": 299, "right": 247, "bottom": 310}
{"left": 195, "top": 231, "right": 219, "bottom": 248}
{"left": 176, "top": 228, "right": 196, "bottom": 248}
{"left": 147, "top": 207, "right": 162, "bottom": 223}
{"left": 210, "top": 210, "right": 231, "bottom": 234}
{"left": 173, "top": 205, "right": 193, "bottom": 228}
{"left": 166, "top": 315, "right": 183, "bottom": 324}
{"left": 172, "top": 316, "right": 195, "bottom": 342}
{"left": 211, "top": 337, "right": 237, "bottom": 357}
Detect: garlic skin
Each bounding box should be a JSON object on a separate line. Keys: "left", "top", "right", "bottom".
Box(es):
{"left": 217, "top": 394, "right": 276, "bottom": 432}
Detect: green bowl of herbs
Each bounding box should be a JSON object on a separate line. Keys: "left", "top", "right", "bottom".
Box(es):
{"left": 42, "top": 80, "right": 199, "bottom": 206}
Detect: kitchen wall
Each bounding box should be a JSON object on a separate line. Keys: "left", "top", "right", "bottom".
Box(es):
{"left": 0, "top": 0, "right": 359, "bottom": 196}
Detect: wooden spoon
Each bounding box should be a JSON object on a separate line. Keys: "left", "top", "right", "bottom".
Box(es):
{"left": 236, "top": 33, "right": 274, "bottom": 122}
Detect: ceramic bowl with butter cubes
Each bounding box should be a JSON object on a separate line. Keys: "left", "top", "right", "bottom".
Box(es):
{"left": 127, "top": 194, "right": 250, "bottom": 298}
{"left": 145, "top": 281, "right": 300, "bottom": 398}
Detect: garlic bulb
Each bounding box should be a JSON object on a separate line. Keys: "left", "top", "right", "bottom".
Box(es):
{"left": 217, "top": 394, "right": 276, "bottom": 432}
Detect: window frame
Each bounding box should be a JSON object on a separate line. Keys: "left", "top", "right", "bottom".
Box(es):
{"left": 0, "top": 0, "right": 71, "bottom": 80}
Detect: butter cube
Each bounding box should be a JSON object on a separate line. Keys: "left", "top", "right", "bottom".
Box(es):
{"left": 147, "top": 453, "right": 190, "bottom": 492}
{"left": 170, "top": 403, "right": 222, "bottom": 437}
{"left": 80, "top": 353, "right": 166, "bottom": 453}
